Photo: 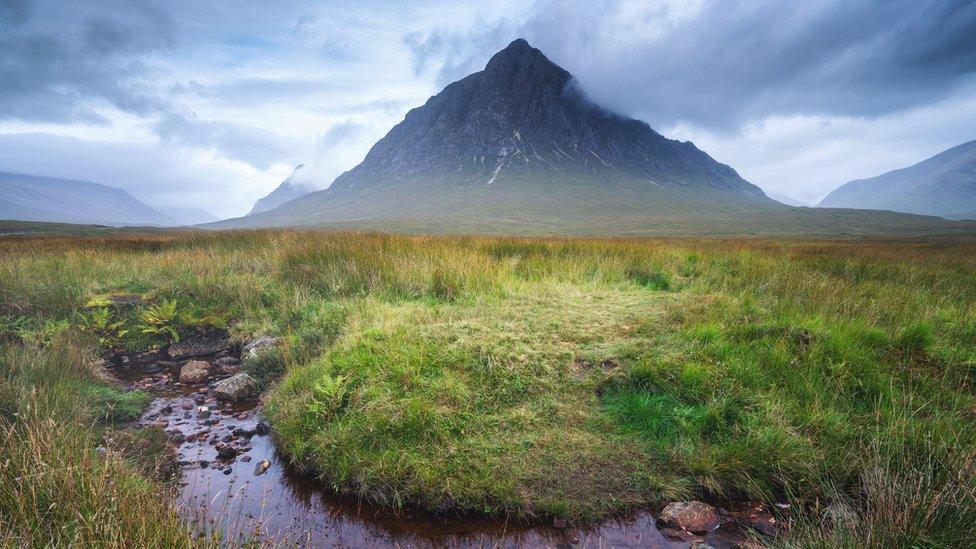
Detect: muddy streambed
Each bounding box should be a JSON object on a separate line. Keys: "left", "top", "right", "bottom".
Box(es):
{"left": 110, "top": 350, "right": 773, "bottom": 548}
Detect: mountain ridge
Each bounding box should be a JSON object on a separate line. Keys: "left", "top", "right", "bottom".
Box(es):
{"left": 0, "top": 171, "right": 177, "bottom": 226}
{"left": 818, "top": 139, "right": 976, "bottom": 217}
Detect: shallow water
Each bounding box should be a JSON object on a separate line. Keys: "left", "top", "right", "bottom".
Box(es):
{"left": 115, "top": 355, "right": 760, "bottom": 548}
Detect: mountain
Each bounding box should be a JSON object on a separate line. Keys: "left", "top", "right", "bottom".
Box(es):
{"left": 209, "top": 40, "right": 976, "bottom": 237}
{"left": 212, "top": 39, "right": 780, "bottom": 231}
{"left": 818, "top": 140, "right": 976, "bottom": 217}
{"left": 247, "top": 165, "right": 315, "bottom": 215}
{"left": 0, "top": 171, "right": 177, "bottom": 226}
{"left": 158, "top": 206, "right": 219, "bottom": 225}
{"left": 767, "top": 192, "right": 808, "bottom": 207}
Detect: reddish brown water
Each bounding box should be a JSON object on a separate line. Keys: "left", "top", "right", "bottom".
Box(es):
{"left": 115, "top": 356, "right": 763, "bottom": 548}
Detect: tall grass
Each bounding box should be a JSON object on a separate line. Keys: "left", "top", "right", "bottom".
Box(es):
{"left": 1, "top": 230, "right": 975, "bottom": 544}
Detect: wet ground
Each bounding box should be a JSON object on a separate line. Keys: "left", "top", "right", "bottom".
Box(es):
{"left": 111, "top": 351, "right": 772, "bottom": 548}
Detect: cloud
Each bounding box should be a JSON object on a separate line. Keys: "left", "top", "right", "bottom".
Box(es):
{"left": 0, "top": 0, "right": 175, "bottom": 123}
{"left": 298, "top": 120, "right": 377, "bottom": 188}
{"left": 404, "top": 0, "right": 976, "bottom": 131}
{"left": 153, "top": 110, "right": 295, "bottom": 171}
{"left": 0, "top": 132, "right": 284, "bottom": 217}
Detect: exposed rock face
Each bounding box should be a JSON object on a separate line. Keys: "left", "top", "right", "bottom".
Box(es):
{"left": 168, "top": 333, "right": 230, "bottom": 359}
{"left": 660, "top": 501, "right": 720, "bottom": 534}
{"left": 179, "top": 360, "right": 211, "bottom": 384}
{"left": 212, "top": 373, "right": 257, "bottom": 401}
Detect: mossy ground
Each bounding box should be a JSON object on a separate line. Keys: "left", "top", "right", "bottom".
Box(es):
{"left": 2, "top": 231, "right": 975, "bottom": 545}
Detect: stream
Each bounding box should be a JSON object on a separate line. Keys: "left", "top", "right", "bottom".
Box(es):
{"left": 111, "top": 350, "right": 768, "bottom": 548}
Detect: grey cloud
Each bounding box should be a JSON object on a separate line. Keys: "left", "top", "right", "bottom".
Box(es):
{"left": 0, "top": 0, "right": 174, "bottom": 123}
{"left": 403, "top": 24, "right": 512, "bottom": 88}
{"left": 405, "top": 0, "right": 976, "bottom": 130}
{"left": 153, "top": 111, "right": 294, "bottom": 171}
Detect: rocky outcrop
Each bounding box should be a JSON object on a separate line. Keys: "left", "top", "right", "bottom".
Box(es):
{"left": 212, "top": 373, "right": 257, "bottom": 401}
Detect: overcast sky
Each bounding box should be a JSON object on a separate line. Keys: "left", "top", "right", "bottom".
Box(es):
{"left": 1, "top": 0, "right": 975, "bottom": 216}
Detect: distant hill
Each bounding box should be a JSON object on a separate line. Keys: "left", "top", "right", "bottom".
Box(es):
{"left": 158, "top": 206, "right": 219, "bottom": 225}
{"left": 0, "top": 172, "right": 176, "bottom": 226}
{"left": 247, "top": 165, "right": 315, "bottom": 215}
{"left": 818, "top": 140, "right": 976, "bottom": 217}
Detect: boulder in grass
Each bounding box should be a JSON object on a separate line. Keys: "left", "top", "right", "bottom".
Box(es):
{"left": 212, "top": 373, "right": 257, "bottom": 401}
{"left": 242, "top": 336, "right": 281, "bottom": 359}
{"left": 179, "top": 360, "right": 211, "bottom": 384}
{"left": 660, "top": 501, "right": 720, "bottom": 534}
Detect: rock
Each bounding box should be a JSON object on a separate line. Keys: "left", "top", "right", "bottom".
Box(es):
{"left": 199, "top": 460, "right": 210, "bottom": 469}
{"left": 660, "top": 501, "right": 720, "bottom": 534}
{"left": 179, "top": 360, "right": 211, "bottom": 384}
{"left": 151, "top": 420, "right": 168, "bottom": 429}
{"left": 168, "top": 333, "right": 230, "bottom": 359}
{"left": 214, "top": 356, "right": 242, "bottom": 375}
{"left": 254, "top": 420, "right": 270, "bottom": 436}
{"left": 240, "top": 455, "right": 252, "bottom": 463}
{"left": 223, "top": 468, "right": 232, "bottom": 475}
{"left": 254, "top": 459, "right": 271, "bottom": 476}
{"left": 212, "top": 373, "right": 257, "bottom": 402}
{"left": 660, "top": 527, "right": 704, "bottom": 543}
{"left": 196, "top": 406, "right": 211, "bottom": 419}
{"left": 242, "top": 336, "right": 281, "bottom": 359}
{"left": 217, "top": 446, "right": 238, "bottom": 461}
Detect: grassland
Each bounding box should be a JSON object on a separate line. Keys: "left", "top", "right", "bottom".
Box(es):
{"left": 1, "top": 230, "right": 975, "bottom": 546}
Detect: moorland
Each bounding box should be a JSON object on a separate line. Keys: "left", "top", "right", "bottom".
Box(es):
{"left": 1, "top": 228, "right": 975, "bottom": 546}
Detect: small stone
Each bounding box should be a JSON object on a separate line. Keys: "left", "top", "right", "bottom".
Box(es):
{"left": 199, "top": 460, "right": 210, "bottom": 469}
{"left": 196, "top": 406, "right": 211, "bottom": 419}
{"left": 223, "top": 468, "right": 232, "bottom": 475}
{"left": 254, "top": 459, "right": 271, "bottom": 476}
{"left": 151, "top": 420, "right": 168, "bottom": 429}
{"left": 660, "top": 527, "right": 704, "bottom": 543}
{"left": 214, "top": 356, "right": 242, "bottom": 375}
{"left": 217, "top": 446, "right": 238, "bottom": 461}
{"left": 242, "top": 336, "right": 280, "bottom": 359}
{"left": 660, "top": 501, "right": 720, "bottom": 534}
{"left": 240, "top": 455, "right": 252, "bottom": 463}
{"left": 179, "top": 360, "right": 211, "bottom": 384}
{"left": 254, "top": 420, "right": 270, "bottom": 436}
{"left": 212, "top": 373, "right": 257, "bottom": 402}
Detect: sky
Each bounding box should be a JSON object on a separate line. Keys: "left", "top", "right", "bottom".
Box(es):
{"left": 1, "top": 0, "right": 975, "bottom": 217}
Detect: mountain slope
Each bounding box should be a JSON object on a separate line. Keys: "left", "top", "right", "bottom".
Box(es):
{"left": 247, "top": 165, "right": 315, "bottom": 215}
{"left": 0, "top": 172, "right": 176, "bottom": 226}
{"left": 818, "top": 140, "right": 976, "bottom": 216}
{"left": 212, "top": 39, "right": 780, "bottom": 231}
